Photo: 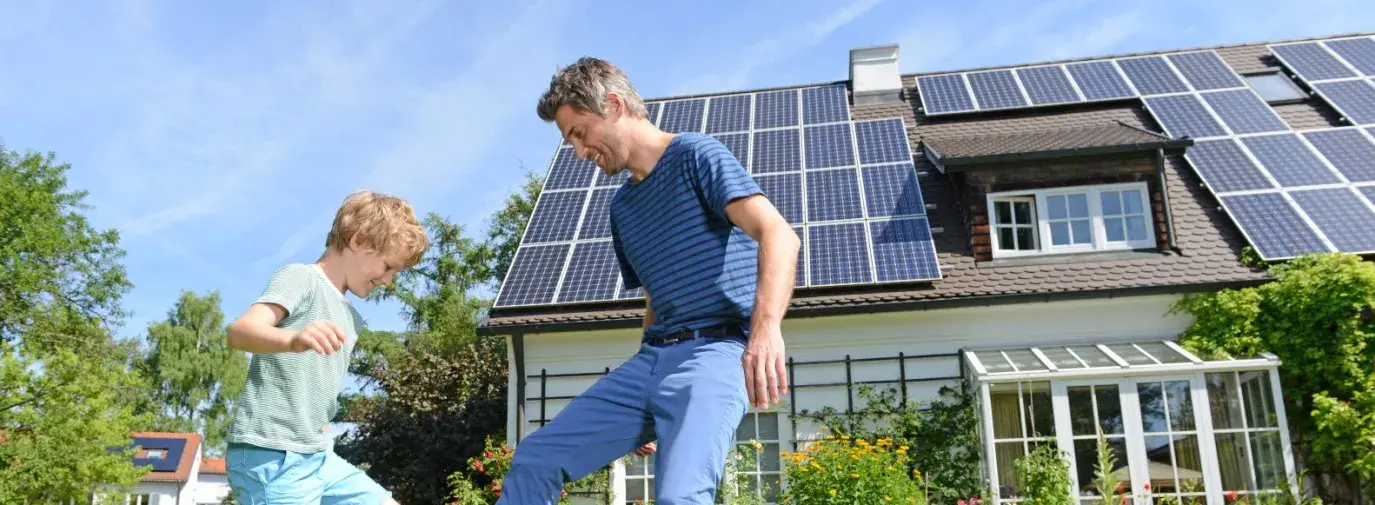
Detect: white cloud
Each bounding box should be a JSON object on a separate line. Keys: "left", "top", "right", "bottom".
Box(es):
{"left": 671, "top": 0, "right": 889, "bottom": 95}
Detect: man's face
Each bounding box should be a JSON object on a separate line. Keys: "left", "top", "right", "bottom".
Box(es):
{"left": 555, "top": 95, "right": 629, "bottom": 176}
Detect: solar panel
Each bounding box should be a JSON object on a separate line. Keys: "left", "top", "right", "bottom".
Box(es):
{"left": 1324, "top": 38, "right": 1375, "bottom": 76}
{"left": 754, "top": 89, "right": 799, "bottom": 129}
{"left": 751, "top": 129, "right": 801, "bottom": 174}
{"left": 793, "top": 226, "right": 806, "bottom": 287}
{"left": 546, "top": 147, "right": 596, "bottom": 190}
{"left": 1288, "top": 188, "right": 1375, "bottom": 252}
{"left": 854, "top": 118, "right": 911, "bottom": 165}
{"left": 1200, "top": 89, "right": 1289, "bottom": 134}
{"left": 713, "top": 133, "right": 751, "bottom": 171}
{"left": 132, "top": 437, "right": 186, "bottom": 472}
{"left": 1361, "top": 185, "right": 1375, "bottom": 205}
{"left": 1301, "top": 129, "right": 1375, "bottom": 183}
{"left": 804, "top": 123, "right": 856, "bottom": 169}
{"left": 1219, "top": 192, "right": 1329, "bottom": 259}
{"left": 1116, "top": 56, "right": 1190, "bottom": 95}
{"left": 495, "top": 243, "right": 570, "bottom": 307}
{"left": 1183, "top": 139, "right": 1275, "bottom": 194}
{"left": 706, "top": 95, "right": 751, "bottom": 134}
{"left": 966, "top": 70, "right": 1029, "bottom": 110}
{"left": 1066, "top": 61, "right": 1136, "bottom": 100}
{"left": 646, "top": 102, "right": 663, "bottom": 126}
{"left": 576, "top": 188, "right": 617, "bottom": 240}
{"left": 870, "top": 218, "right": 941, "bottom": 282}
{"left": 917, "top": 74, "right": 976, "bottom": 114}
{"left": 1167, "top": 51, "right": 1245, "bottom": 91}
{"left": 862, "top": 163, "right": 925, "bottom": 217}
{"left": 1271, "top": 42, "right": 1357, "bottom": 82}
{"left": 1240, "top": 134, "right": 1342, "bottom": 187}
{"left": 660, "top": 99, "right": 706, "bottom": 133}
{"left": 1143, "top": 94, "right": 1229, "bottom": 139}
{"left": 807, "top": 222, "right": 872, "bottom": 286}
{"left": 1312, "top": 80, "right": 1375, "bottom": 124}
{"left": 594, "top": 164, "right": 629, "bottom": 187}
{"left": 1016, "top": 65, "right": 1081, "bottom": 105}
{"left": 617, "top": 283, "right": 644, "bottom": 301}
{"left": 803, "top": 84, "right": 850, "bottom": 124}
{"left": 806, "top": 169, "right": 864, "bottom": 222}
{"left": 555, "top": 241, "right": 622, "bottom": 303}
{"left": 523, "top": 191, "right": 586, "bottom": 244}
{"left": 756, "top": 173, "right": 804, "bottom": 223}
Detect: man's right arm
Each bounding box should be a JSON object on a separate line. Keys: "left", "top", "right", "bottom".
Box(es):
{"left": 642, "top": 291, "right": 654, "bottom": 331}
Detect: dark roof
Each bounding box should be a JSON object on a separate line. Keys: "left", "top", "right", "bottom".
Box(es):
{"left": 474, "top": 32, "right": 1371, "bottom": 335}
{"left": 130, "top": 432, "right": 201, "bottom": 483}
{"left": 923, "top": 122, "right": 1191, "bottom": 169}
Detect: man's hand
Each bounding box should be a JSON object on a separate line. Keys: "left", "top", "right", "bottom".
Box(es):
{"left": 632, "top": 442, "right": 656, "bottom": 457}
{"left": 289, "top": 320, "right": 347, "bottom": 355}
{"left": 744, "top": 322, "right": 788, "bottom": 408}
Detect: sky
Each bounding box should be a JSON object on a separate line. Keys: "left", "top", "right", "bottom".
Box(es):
{"left": 3, "top": 0, "right": 1374, "bottom": 344}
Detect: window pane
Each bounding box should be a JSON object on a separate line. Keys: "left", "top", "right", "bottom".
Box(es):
{"left": 1207, "top": 373, "right": 1247, "bottom": 429}
{"left": 1127, "top": 216, "right": 1148, "bottom": 241}
{"left": 1138, "top": 342, "right": 1191, "bottom": 364}
{"left": 996, "top": 441, "right": 1027, "bottom": 498}
{"left": 1144, "top": 435, "right": 1177, "bottom": 493}
{"left": 1107, "top": 343, "right": 1156, "bottom": 366}
{"left": 1246, "top": 73, "right": 1305, "bottom": 102}
{"left": 736, "top": 417, "right": 756, "bottom": 440}
{"left": 1051, "top": 222, "right": 1071, "bottom": 245}
{"left": 1068, "top": 194, "right": 1089, "bottom": 218}
{"left": 1069, "top": 386, "right": 1097, "bottom": 436}
{"left": 998, "top": 227, "right": 1016, "bottom": 250}
{"left": 1023, "top": 381, "right": 1056, "bottom": 438}
{"left": 1242, "top": 371, "right": 1278, "bottom": 428}
{"left": 1016, "top": 227, "right": 1036, "bottom": 250}
{"left": 627, "top": 478, "right": 647, "bottom": 501}
{"left": 1102, "top": 191, "right": 1123, "bottom": 215}
{"left": 990, "top": 382, "right": 1024, "bottom": 439}
{"left": 996, "top": 201, "right": 1013, "bottom": 224}
{"left": 1250, "top": 431, "right": 1286, "bottom": 489}
{"left": 1048, "top": 195, "right": 1067, "bottom": 219}
{"left": 1040, "top": 346, "right": 1086, "bottom": 369}
{"left": 1015, "top": 201, "right": 1033, "bottom": 223}
{"left": 758, "top": 413, "right": 779, "bottom": 439}
{"left": 976, "top": 350, "right": 1014, "bottom": 373}
{"left": 1166, "top": 380, "right": 1196, "bottom": 431}
{"left": 1005, "top": 349, "right": 1048, "bottom": 371}
{"left": 1071, "top": 220, "right": 1092, "bottom": 244}
{"left": 1174, "top": 435, "right": 1206, "bottom": 492}
{"left": 1138, "top": 382, "right": 1168, "bottom": 433}
{"left": 762, "top": 442, "right": 781, "bottom": 471}
{"left": 1069, "top": 345, "right": 1118, "bottom": 367}
{"left": 1124, "top": 190, "right": 1144, "bottom": 214}
{"left": 1096, "top": 386, "right": 1125, "bottom": 435}
{"left": 1105, "top": 217, "right": 1125, "bottom": 242}
{"left": 1074, "top": 438, "right": 1129, "bottom": 497}
{"left": 1214, "top": 432, "right": 1256, "bottom": 491}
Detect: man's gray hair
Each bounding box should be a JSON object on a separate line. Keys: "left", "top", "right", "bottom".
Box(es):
{"left": 537, "top": 57, "right": 649, "bottom": 122}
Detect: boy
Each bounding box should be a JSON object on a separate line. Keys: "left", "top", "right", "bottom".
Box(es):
{"left": 224, "top": 190, "right": 429, "bottom": 505}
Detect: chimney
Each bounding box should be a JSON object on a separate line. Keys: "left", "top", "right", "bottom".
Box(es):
{"left": 849, "top": 44, "right": 903, "bottom": 106}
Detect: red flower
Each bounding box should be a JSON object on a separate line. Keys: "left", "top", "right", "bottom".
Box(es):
{"left": 485, "top": 450, "right": 493, "bottom": 459}
{"left": 561, "top": 490, "right": 569, "bottom": 498}
{"left": 1144, "top": 483, "right": 1152, "bottom": 491}
{"left": 474, "top": 461, "right": 485, "bottom": 473}
{"left": 1226, "top": 491, "right": 1239, "bottom": 501}
{"left": 1121, "top": 496, "right": 1129, "bottom": 505}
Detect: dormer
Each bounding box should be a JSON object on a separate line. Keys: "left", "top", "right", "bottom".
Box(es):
{"left": 920, "top": 122, "right": 1192, "bottom": 263}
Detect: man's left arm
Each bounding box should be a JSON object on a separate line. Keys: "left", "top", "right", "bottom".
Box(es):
{"left": 725, "top": 195, "right": 799, "bottom": 409}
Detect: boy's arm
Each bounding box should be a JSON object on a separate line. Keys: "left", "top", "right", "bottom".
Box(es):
{"left": 227, "top": 302, "right": 345, "bottom": 355}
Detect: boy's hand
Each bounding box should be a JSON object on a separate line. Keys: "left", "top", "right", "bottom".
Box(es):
{"left": 289, "top": 321, "right": 347, "bottom": 355}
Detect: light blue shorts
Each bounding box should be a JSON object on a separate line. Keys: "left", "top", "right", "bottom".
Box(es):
{"left": 226, "top": 443, "right": 391, "bottom": 505}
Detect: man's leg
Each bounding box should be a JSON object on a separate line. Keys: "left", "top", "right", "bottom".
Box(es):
{"left": 649, "top": 337, "right": 750, "bottom": 505}
{"left": 499, "top": 348, "right": 658, "bottom": 505}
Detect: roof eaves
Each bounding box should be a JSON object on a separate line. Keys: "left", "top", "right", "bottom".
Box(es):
{"left": 933, "top": 135, "right": 1194, "bottom": 170}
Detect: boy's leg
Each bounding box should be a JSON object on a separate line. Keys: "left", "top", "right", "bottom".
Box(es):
{"left": 649, "top": 336, "right": 750, "bottom": 505}
{"left": 318, "top": 449, "right": 394, "bottom": 505}
{"left": 498, "top": 348, "right": 658, "bottom": 504}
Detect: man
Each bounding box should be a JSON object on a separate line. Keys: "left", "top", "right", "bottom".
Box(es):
{"left": 497, "top": 57, "right": 799, "bottom": 504}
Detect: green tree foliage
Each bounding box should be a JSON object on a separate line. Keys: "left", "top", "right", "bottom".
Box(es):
{"left": 136, "top": 290, "right": 248, "bottom": 456}
{"left": 0, "top": 146, "right": 148, "bottom": 502}
{"left": 483, "top": 170, "right": 542, "bottom": 289}
{"left": 1172, "top": 253, "right": 1375, "bottom": 500}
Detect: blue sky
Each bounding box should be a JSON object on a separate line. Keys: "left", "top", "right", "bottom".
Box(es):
{"left": 2, "top": 0, "right": 1373, "bottom": 343}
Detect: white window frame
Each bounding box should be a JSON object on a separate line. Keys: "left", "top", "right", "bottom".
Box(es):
{"left": 987, "top": 182, "right": 1156, "bottom": 259}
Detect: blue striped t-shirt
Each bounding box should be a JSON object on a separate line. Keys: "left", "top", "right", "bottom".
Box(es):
{"left": 610, "top": 133, "right": 763, "bottom": 339}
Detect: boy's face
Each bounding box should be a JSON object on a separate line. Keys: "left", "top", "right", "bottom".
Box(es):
{"left": 342, "top": 241, "right": 408, "bottom": 298}
{"left": 556, "top": 94, "right": 630, "bottom": 177}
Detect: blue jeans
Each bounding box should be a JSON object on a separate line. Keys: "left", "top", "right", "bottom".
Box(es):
{"left": 498, "top": 334, "right": 749, "bottom": 505}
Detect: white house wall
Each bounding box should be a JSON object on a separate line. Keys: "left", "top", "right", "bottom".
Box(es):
{"left": 509, "top": 294, "right": 1194, "bottom": 450}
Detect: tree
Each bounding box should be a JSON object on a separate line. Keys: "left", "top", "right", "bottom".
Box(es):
{"left": 371, "top": 213, "right": 492, "bottom": 356}
{"left": 1172, "top": 252, "right": 1375, "bottom": 502}
{"left": 136, "top": 290, "right": 248, "bottom": 456}
{"left": 483, "top": 169, "right": 542, "bottom": 289}
{"left": 0, "top": 145, "right": 148, "bottom": 502}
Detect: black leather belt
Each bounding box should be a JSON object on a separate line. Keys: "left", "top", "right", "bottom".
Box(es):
{"left": 646, "top": 325, "right": 744, "bottom": 346}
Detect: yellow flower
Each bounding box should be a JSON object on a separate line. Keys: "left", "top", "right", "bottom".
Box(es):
{"left": 850, "top": 473, "right": 860, "bottom": 478}
{"left": 885, "top": 497, "right": 893, "bottom": 502}
{"left": 829, "top": 490, "right": 837, "bottom": 496}
{"left": 888, "top": 466, "right": 895, "bottom": 471}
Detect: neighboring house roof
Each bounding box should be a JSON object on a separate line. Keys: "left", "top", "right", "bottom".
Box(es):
{"left": 478, "top": 31, "right": 1374, "bottom": 334}
{"left": 130, "top": 432, "right": 201, "bottom": 483}
{"left": 200, "top": 458, "right": 227, "bottom": 475}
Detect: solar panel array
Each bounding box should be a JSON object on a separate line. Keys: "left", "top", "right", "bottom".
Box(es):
{"left": 494, "top": 85, "right": 941, "bottom": 308}
{"left": 917, "top": 50, "right": 1250, "bottom": 116}
{"left": 1269, "top": 36, "right": 1375, "bottom": 126}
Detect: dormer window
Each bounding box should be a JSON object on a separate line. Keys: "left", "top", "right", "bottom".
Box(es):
{"left": 988, "top": 182, "right": 1156, "bottom": 258}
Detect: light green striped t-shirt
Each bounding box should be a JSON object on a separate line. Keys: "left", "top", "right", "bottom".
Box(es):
{"left": 227, "top": 262, "right": 364, "bottom": 454}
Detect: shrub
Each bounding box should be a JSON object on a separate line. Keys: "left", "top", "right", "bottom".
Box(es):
{"left": 779, "top": 427, "right": 927, "bottom": 504}
{"left": 1012, "top": 443, "right": 1072, "bottom": 505}
{"left": 446, "top": 435, "right": 609, "bottom": 504}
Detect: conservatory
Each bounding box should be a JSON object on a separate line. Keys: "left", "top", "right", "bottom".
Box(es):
{"left": 963, "top": 340, "right": 1297, "bottom": 505}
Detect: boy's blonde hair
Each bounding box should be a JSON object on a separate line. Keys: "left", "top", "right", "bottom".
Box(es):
{"left": 325, "top": 190, "right": 428, "bottom": 267}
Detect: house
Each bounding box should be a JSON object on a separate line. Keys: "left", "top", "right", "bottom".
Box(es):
{"left": 101, "top": 433, "right": 232, "bottom": 505}
{"left": 479, "top": 30, "right": 1375, "bottom": 505}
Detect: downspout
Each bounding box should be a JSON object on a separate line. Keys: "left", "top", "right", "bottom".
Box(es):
{"left": 1155, "top": 148, "right": 1181, "bottom": 255}
{"left": 513, "top": 333, "right": 527, "bottom": 442}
